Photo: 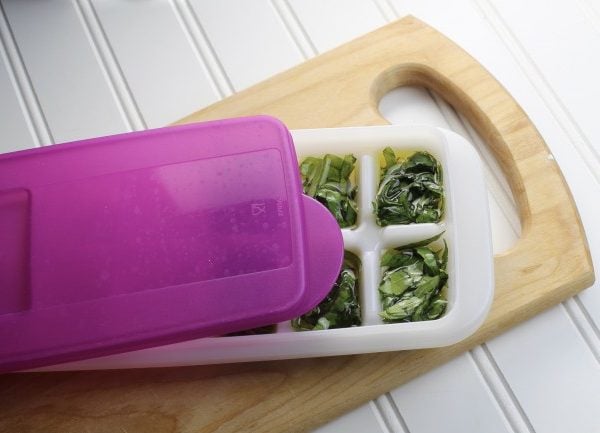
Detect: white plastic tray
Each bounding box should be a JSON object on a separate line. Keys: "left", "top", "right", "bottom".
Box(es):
{"left": 39, "top": 125, "right": 494, "bottom": 371}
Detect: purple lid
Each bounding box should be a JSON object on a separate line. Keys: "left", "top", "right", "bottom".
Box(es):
{"left": 0, "top": 116, "right": 343, "bottom": 372}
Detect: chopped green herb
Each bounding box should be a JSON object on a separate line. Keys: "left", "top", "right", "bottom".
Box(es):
{"left": 374, "top": 148, "right": 443, "bottom": 226}
{"left": 300, "top": 154, "right": 358, "bottom": 228}
{"left": 292, "top": 253, "right": 361, "bottom": 331}
{"left": 379, "top": 234, "right": 448, "bottom": 323}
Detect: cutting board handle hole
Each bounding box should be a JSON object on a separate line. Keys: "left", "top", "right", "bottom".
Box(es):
{"left": 375, "top": 74, "right": 521, "bottom": 254}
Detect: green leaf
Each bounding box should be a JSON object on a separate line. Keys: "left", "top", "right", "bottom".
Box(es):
{"left": 383, "top": 147, "right": 397, "bottom": 170}
{"left": 396, "top": 232, "right": 444, "bottom": 250}
{"left": 379, "top": 240, "right": 448, "bottom": 323}
{"left": 314, "top": 317, "right": 331, "bottom": 330}
{"left": 300, "top": 154, "right": 358, "bottom": 228}
{"left": 374, "top": 149, "right": 444, "bottom": 226}
{"left": 292, "top": 252, "right": 362, "bottom": 331}
{"left": 340, "top": 154, "right": 356, "bottom": 179}
{"left": 416, "top": 247, "right": 438, "bottom": 275}
{"left": 426, "top": 295, "right": 447, "bottom": 320}
{"left": 413, "top": 275, "right": 440, "bottom": 298}
{"left": 381, "top": 248, "right": 418, "bottom": 269}
{"left": 379, "top": 269, "right": 412, "bottom": 296}
{"left": 379, "top": 296, "right": 423, "bottom": 321}
{"left": 403, "top": 151, "right": 436, "bottom": 173}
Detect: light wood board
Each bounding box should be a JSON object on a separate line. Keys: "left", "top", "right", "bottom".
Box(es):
{"left": 0, "top": 16, "right": 594, "bottom": 433}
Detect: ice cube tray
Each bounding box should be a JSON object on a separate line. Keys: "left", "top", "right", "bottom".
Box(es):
{"left": 38, "top": 124, "right": 494, "bottom": 371}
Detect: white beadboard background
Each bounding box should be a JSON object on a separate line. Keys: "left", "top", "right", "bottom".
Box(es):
{"left": 1, "top": 1, "right": 599, "bottom": 432}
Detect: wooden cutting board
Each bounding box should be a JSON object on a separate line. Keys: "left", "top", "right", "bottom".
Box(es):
{"left": 0, "top": 16, "right": 594, "bottom": 433}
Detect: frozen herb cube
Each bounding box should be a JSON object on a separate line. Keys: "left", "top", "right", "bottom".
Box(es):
{"left": 374, "top": 148, "right": 443, "bottom": 226}
{"left": 379, "top": 234, "right": 448, "bottom": 323}
{"left": 300, "top": 154, "right": 358, "bottom": 228}
{"left": 292, "top": 253, "right": 361, "bottom": 331}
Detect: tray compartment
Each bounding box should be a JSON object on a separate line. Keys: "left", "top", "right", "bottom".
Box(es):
{"left": 373, "top": 146, "right": 446, "bottom": 227}
{"left": 290, "top": 251, "right": 362, "bottom": 331}
{"left": 298, "top": 152, "right": 359, "bottom": 229}
{"left": 378, "top": 235, "right": 450, "bottom": 324}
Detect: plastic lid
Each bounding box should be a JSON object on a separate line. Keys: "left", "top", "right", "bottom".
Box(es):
{"left": 0, "top": 116, "right": 343, "bottom": 372}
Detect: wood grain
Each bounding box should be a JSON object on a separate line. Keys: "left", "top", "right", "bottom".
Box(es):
{"left": 0, "top": 16, "right": 594, "bottom": 433}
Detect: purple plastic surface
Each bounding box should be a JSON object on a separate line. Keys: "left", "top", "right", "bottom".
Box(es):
{"left": 297, "top": 196, "right": 345, "bottom": 315}
{"left": 0, "top": 116, "right": 343, "bottom": 372}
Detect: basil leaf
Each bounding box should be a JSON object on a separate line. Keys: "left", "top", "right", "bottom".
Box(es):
{"left": 292, "top": 252, "right": 362, "bottom": 331}
{"left": 381, "top": 248, "right": 420, "bottom": 269}
{"left": 374, "top": 149, "right": 444, "bottom": 226}
{"left": 379, "top": 269, "right": 412, "bottom": 296}
{"left": 416, "top": 247, "right": 438, "bottom": 275}
{"left": 379, "top": 241, "right": 448, "bottom": 323}
{"left": 379, "top": 296, "right": 423, "bottom": 322}
{"left": 300, "top": 154, "right": 358, "bottom": 228}
{"left": 383, "top": 147, "right": 397, "bottom": 170}
{"left": 426, "top": 295, "right": 448, "bottom": 320}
